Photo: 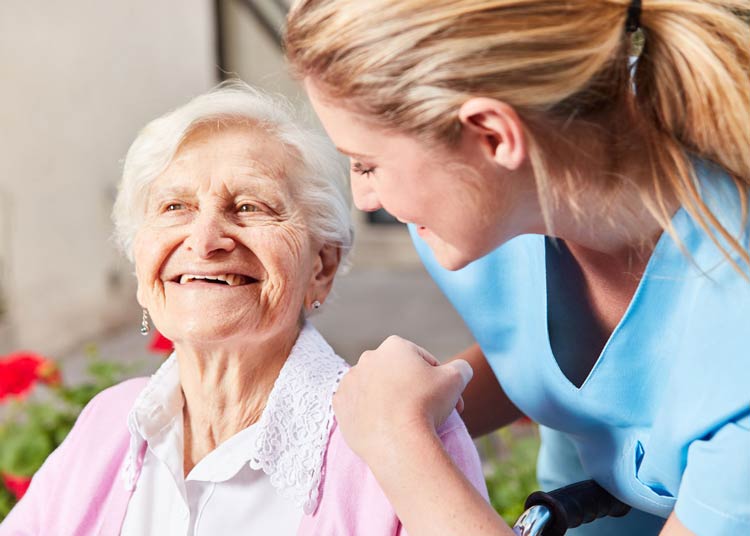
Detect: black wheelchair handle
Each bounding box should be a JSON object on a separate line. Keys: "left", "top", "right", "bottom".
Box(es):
{"left": 523, "top": 480, "right": 631, "bottom": 536}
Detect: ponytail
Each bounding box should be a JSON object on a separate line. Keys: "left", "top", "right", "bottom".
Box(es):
{"left": 634, "top": 0, "right": 750, "bottom": 273}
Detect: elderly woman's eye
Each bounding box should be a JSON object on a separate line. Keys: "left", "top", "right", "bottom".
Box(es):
{"left": 238, "top": 203, "right": 260, "bottom": 213}
{"left": 165, "top": 202, "right": 185, "bottom": 212}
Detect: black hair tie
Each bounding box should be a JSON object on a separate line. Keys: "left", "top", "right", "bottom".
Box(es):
{"left": 625, "top": 0, "right": 642, "bottom": 33}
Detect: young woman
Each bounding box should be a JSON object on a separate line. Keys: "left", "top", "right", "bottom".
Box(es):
{"left": 285, "top": 1, "right": 750, "bottom": 535}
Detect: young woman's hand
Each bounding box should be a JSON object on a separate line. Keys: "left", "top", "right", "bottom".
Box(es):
{"left": 333, "top": 335, "right": 473, "bottom": 462}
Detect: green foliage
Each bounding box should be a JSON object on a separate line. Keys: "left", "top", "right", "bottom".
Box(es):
{"left": 0, "top": 485, "right": 14, "bottom": 520}
{"left": 0, "top": 348, "right": 135, "bottom": 520}
{"left": 480, "top": 424, "right": 541, "bottom": 526}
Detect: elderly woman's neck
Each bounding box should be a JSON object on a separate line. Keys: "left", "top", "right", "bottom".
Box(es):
{"left": 175, "top": 329, "right": 299, "bottom": 475}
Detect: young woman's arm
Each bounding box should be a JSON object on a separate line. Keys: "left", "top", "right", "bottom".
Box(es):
{"left": 661, "top": 514, "right": 696, "bottom": 536}
{"left": 450, "top": 343, "right": 523, "bottom": 438}
{"left": 375, "top": 419, "right": 513, "bottom": 536}
{"left": 333, "top": 336, "right": 514, "bottom": 536}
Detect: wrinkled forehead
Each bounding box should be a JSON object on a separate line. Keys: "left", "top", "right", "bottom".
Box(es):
{"left": 178, "top": 119, "right": 295, "bottom": 175}
{"left": 150, "top": 119, "right": 305, "bottom": 198}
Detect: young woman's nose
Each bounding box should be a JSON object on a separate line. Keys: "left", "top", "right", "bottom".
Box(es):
{"left": 184, "top": 210, "right": 236, "bottom": 258}
{"left": 351, "top": 175, "right": 383, "bottom": 212}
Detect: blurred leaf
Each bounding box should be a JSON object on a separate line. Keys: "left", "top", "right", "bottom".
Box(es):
{"left": 0, "top": 424, "right": 53, "bottom": 476}
{"left": 0, "top": 485, "right": 14, "bottom": 519}
{"left": 53, "top": 421, "right": 74, "bottom": 445}
{"left": 481, "top": 424, "right": 541, "bottom": 526}
{"left": 58, "top": 384, "right": 101, "bottom": 408}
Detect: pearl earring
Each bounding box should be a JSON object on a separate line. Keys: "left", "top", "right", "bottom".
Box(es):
{"left": 312, "top": 300, "right": 321, "bottom": 310}
{"left": 140, "top": 309, "right": 150, "bottom": 336}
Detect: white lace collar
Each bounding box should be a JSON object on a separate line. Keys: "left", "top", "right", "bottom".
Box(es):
{"left": 122, "top": 323, "right": 349, "bottom": 514}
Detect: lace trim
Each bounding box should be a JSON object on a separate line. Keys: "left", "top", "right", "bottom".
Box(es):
{"left": 121, "top": 324, "right": 348, "bottom": 514}
{"left": 248, "top": 323, "right": 348, "bottom": 514}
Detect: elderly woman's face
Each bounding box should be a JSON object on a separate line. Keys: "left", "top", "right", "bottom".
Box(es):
{"left": 133, "top": 122, "right": 327, "bottom": 345}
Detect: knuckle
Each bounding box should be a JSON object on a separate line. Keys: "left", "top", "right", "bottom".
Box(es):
{"left": 447, "top": 364, "right": 463, "bottom": 380}
{"left": 383, "top": 334, "right": 404, "bottom": 347}
{"left": 358, "top": 350, "right": 373, "bottom": 364}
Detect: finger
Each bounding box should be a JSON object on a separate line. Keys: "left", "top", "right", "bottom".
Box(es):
{"left": 445, "top": 359, "right": 474, "bottom": 389}
{"left": 381, "top": 335, "right": 440, "bottom": 367}
{"left": 405, "top": 340, "right": 440, "bottom": 367}
{"left": 416, "top": 348, "right": 440, "bottom": 367}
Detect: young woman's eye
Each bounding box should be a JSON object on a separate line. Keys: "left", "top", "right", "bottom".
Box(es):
{"left": 351, "top": 161, "right": 375, "bottom": 176}
{"left": 238, "top": 203, "right": 260, "bottom": 213}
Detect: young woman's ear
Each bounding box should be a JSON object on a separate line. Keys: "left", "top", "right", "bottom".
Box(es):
{"left": 458, "top": 98, "right": 527, "bottom": 171}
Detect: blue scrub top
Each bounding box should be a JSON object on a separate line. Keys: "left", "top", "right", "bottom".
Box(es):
{"left": 410, "top": 160, "right": 750, "bottom": 536}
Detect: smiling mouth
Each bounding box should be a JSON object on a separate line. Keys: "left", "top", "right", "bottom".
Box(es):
{"left": 175, "top": 274, "right": 256, "bottom": 286}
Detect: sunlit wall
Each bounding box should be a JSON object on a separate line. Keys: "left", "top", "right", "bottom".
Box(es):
{"left": 0, "top": 1, "right": 217, "bottom": 354}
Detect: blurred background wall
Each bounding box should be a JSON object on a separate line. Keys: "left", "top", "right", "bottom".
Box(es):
{"left": 0, "top": 0, "right": 473, "bottom": 368}
{"left": 0, "top": 1, "right": 216, "bottom": 355}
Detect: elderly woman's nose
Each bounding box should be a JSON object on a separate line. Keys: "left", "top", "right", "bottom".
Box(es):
{"left": 351, "top": 176, "right": 382, "bottom": 212}
{"left": 184, "top": 211, "right": 236, "bottom": 257}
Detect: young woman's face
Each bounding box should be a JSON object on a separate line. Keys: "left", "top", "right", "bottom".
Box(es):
{"left": 305, "top": 80, "right": 541, "bottom": 270}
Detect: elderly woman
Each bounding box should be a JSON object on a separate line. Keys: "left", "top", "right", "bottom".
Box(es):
{"left": 0, "top": 82, "right": 486, "bottom": 535}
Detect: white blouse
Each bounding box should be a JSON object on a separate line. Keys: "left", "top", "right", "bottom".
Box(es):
{"left": 120, "top": 324, "right": 349, "bottom": 535}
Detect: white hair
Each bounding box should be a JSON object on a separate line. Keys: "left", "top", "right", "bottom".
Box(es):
{"left": 112, "top": 80, "right": 353, "bottom": 266}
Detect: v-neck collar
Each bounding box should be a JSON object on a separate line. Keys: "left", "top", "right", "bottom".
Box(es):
{"left": 539, "top": 209, "right": 683, "bottom": 393}
{"left": 536, "top": 159, "right": 745, "bottom": 395}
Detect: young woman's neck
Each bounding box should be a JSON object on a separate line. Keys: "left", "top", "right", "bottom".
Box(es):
{"left": 539, "top": 112, "right": 680, "bottom": 265}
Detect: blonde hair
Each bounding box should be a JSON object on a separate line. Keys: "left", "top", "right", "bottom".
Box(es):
{"left": 286, "top": 0, "right": 750, "bottom": 273}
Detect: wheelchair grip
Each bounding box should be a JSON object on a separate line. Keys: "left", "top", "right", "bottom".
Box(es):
{"left": 523, "top": 480, "right": 631, "bottom": 536}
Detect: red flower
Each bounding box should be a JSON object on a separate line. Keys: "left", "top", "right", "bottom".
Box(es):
{"left": 35, "top": 360, "right": 61, "bottom": 386}
{"left": 0, "top": 351, "right": 59, "bottom": 402}
{"left": 2, "top": 472, "right": 32, "bottom": 500}
{"left": 148, "top": 331, "right": 174, "bottom": 354}
{"left": 0, "top": 352, "right": 44, "bottom": 401}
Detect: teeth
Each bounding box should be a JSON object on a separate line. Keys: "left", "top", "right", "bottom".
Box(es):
{"left": 178, "top": 274, "right": 248, "bottom": 286}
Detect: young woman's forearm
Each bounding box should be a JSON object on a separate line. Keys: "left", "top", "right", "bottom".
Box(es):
{"left": 369, "top": 423, "right": 514, "bottom": 536}
{"left": 451, "top": 344, "right": 523, "bottom": 438}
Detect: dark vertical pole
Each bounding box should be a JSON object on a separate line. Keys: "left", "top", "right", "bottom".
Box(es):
{"left": 214, "top": 0, "right": 228, "bottom": 81}
{"left": 236, "top": 0, "right": 283, "bottom": 45}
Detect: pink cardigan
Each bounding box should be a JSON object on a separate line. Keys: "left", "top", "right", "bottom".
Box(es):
{"left": 0, "top": 378, "right": 487, "bottom": 535}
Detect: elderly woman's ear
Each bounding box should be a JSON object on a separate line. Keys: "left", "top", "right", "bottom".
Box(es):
{"left": 306, "top": 243, "right": 342, "bottom": 308}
